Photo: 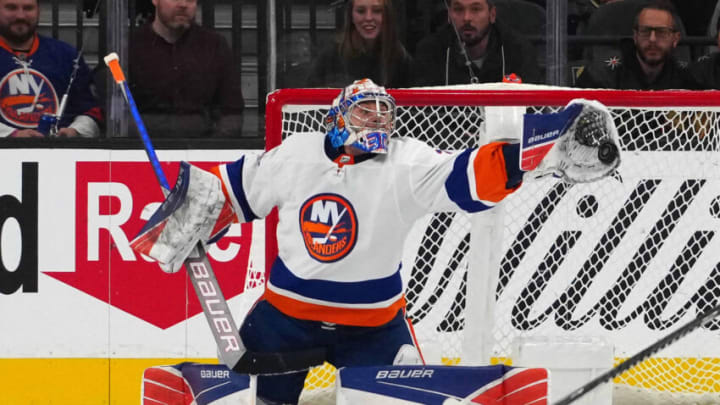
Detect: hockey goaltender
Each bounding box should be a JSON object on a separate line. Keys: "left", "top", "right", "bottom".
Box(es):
{"left": 131, "top": 78, "right": 620, "bottom": 404}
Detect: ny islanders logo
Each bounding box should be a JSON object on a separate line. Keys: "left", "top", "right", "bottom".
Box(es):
{"left": 299, "top": 193, "right": 358, "bottom": 262}
{"left": 0, "top": 68, "right": 59, "bottom": 127}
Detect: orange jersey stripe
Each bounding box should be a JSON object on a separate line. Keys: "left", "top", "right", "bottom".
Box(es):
{"left": 208, "top": 165, "right": 239, "bottom": 224}
{"left": 264, "top": 288, "right": 406, "bottom": 327}
{"left": 208, "top": 165, "right": 229, "bottom": 199}
{"left": 0, "top": 34, "right": 38, "bottom": 56}
{"left": 473, "top": 142, "right": 520, "bottom": 203}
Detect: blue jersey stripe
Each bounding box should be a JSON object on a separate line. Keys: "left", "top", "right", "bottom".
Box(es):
{"left": 444, "top": 149, "right": 491, "bottom": 213}
{"left": 225, "top": 157, "right": 258, "bottom": 222}
{"left": 269, "top": 258, "right": 403, "bottom": 304}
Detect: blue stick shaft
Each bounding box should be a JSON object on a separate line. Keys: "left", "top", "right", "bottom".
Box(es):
{"left": 121, "top": 81, "right": 171, "bottom": 190}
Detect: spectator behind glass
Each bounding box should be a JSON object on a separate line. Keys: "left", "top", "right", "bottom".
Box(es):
{"left": 690, "top": 14, "right": 720, "bottom": 89}
{"left": 129, "top": 0, "right": 244, "bottom": 138}
{"left": 307, "top": 0, "right": 412, "bottom": 88}
{"left": 575, "top": 0, "right": 703, "bottom": 90}
{"left": 0, "top": 0, "right": 102, "bottom": 138}
{"left": 411, "top": 0, "right": 542, "bottom": 86}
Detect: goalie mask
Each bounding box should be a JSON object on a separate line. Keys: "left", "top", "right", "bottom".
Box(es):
{"left": 325, "top": 78, "right": 396, "bottom": 154}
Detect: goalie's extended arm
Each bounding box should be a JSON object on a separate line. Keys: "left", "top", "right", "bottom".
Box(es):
{"left": 431, "top": 99, "right": 620, "bottom": 217}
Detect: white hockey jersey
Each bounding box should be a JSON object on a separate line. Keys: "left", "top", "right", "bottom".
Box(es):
{"left": 211, "top": 132, "right": 521, "bottom": 326}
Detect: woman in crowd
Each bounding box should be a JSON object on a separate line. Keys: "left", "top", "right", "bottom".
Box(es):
{"left": 307, "top": 0, "right": 413, "bottom": 88}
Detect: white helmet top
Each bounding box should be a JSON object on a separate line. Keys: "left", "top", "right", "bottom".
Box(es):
{"left": 325, "top": 78, "right": 396, "bottom": 154}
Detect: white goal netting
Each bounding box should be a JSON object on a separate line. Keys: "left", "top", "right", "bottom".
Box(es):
{"left": 260, "top": 83, "right": 720, "bottom": 404}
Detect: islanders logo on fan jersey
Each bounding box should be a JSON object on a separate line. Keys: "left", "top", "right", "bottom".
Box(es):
{"left": 0, "top": 68, "right": 59, "bottom": 128}
{"left": 299, "top": 193, "right": 358, "bottom": 262}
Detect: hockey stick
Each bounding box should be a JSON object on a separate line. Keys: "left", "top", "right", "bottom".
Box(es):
{"left": 553, "top": 303, "right": 720, "bottom": 405}
{"left": 103, "top": 53, "right": 325, "bottom": 375}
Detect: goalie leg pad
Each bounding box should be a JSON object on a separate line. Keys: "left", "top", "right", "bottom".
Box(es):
{"left": 130, "top": 161, "right": 234, "bottom": 273}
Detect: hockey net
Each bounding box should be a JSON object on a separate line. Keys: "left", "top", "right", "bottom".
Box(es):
{"left": 261, "top": 83, "right": 720, "bottom": 404}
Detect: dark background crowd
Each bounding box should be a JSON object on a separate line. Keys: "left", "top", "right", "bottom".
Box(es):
{"left": 2, "top": 0, "right": 720, "bottom": 142}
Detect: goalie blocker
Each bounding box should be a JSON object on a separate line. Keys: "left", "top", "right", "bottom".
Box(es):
{"left": 131, "top": 161, "right": 235, "bottom": 274}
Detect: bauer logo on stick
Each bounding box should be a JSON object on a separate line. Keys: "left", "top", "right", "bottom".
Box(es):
{"left": 299, "top": 193, "right": 358, "bottom": 262}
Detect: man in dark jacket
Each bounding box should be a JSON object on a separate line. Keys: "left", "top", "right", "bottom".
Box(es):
{"left": 575, "top": 1, "right": 703, "bottom": 90}
{"left": 411, "top": 0, "right": 542, "bottom": 86}
{"left": 129, "top": 0, "right": 244, "bottom": 138}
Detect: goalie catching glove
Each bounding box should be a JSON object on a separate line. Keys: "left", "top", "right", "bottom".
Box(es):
{"left": 521, "top": 99, "right": 621, "bottom": 183}
{"left": 130, "top": 162, "right": 235, "bottom": 273}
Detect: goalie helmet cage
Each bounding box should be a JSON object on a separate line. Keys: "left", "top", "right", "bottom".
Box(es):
{"left": 263, "top": 84, "right": 720, "bottom": 405}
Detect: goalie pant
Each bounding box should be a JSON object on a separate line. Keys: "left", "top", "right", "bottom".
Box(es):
{"left": 134, "top": 132, "right": 525, "bottom": 403}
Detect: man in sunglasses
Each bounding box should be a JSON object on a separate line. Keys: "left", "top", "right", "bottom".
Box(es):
{"left": 575, "top": 0, "right": 703, "bottom": 90}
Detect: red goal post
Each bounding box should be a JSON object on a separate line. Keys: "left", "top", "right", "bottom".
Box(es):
{"left": 263, "top": 83, "right": 720, "bottom": 403}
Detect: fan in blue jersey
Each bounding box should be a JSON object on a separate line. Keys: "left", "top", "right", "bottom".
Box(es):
{"left": 131, "top": 78, "right": 621, "bottom": 404}
{"left": 0, "top": 0, "right": 102, "bottom": 138}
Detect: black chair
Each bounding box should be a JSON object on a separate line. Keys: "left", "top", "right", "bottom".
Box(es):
{"left": 494, "top": 0, "right": 546, "bottom": 39}
{"left": 494, "top": 0, "right": 547, "bottom": 72}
